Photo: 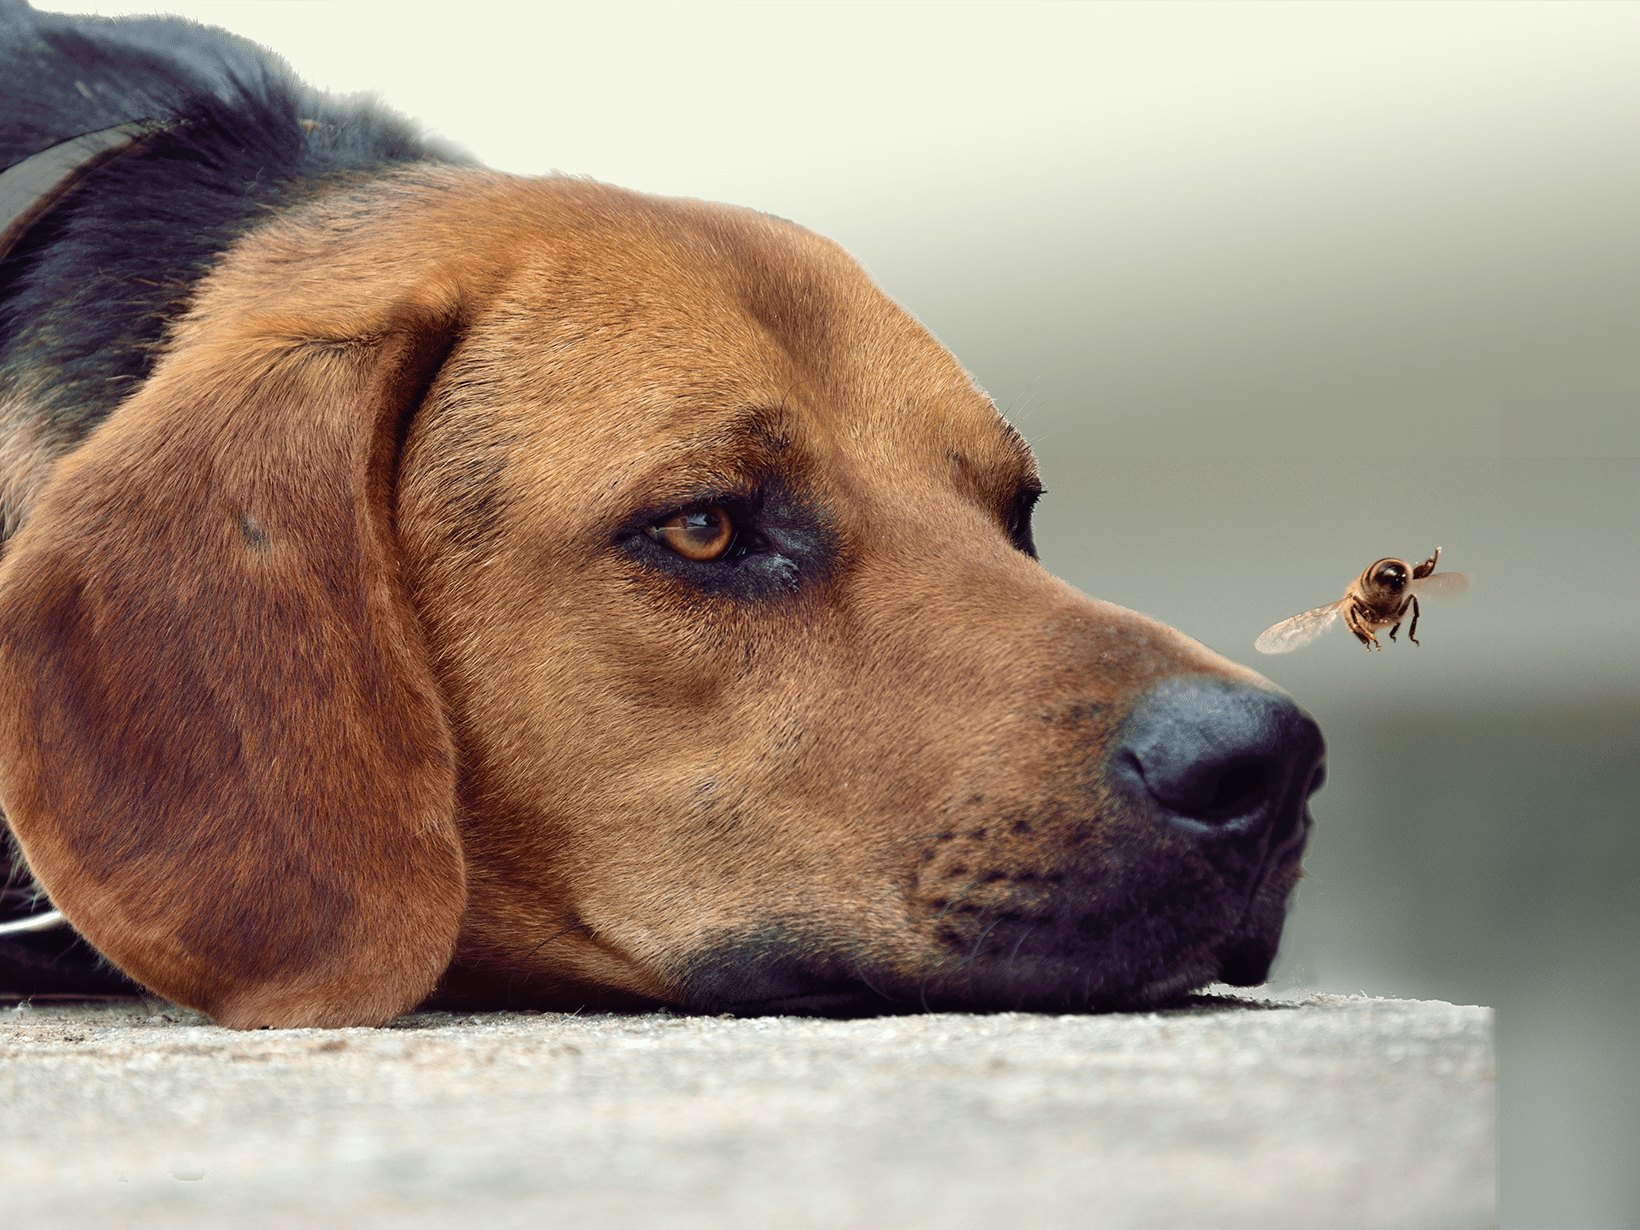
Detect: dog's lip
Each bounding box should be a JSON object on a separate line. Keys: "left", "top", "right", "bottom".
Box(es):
{"left": 1130, "top": 959, "right": 1224, "bottom": 1006}
{"left": 688, "top": 952, "right": 1233, "bottom": 1017}
{"left": 678, "top": 908, "right": 1280, "bottom": 1017}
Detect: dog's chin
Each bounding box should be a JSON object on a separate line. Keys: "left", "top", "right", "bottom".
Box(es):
{"left": 680, "top": 965, "right": 1225, "bottom": 1019}
{"left": 672, "top": 925, "right": 1277, "bottom": 1019}
{"left": 1208, "top": 931, "right": 1281, "bottom": 988}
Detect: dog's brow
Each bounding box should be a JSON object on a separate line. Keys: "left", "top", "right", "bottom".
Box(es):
{"left": 629, "top": 405, "right": 797, "bottom": 498}
{"left": 698, "top": 404, "right": 793, "bottom": 453}
{"left": 994, "top": 414, "right": 1036, "bottom": 469}
{"left": 964, "top": 414, "right": 1040, "bottom": 490}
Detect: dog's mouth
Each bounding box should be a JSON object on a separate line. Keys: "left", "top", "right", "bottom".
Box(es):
{"left": 672, "top": 903, "right": 1287, "bottom": 1018}
{"left": 677, "top": 953, "right": 1241, "bottom": 1019}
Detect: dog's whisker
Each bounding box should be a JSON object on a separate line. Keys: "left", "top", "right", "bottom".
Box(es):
{"left": 524, "top": 921, "right": 593, "bottom": 963}
{"left": 1002, "top": 913, "right": 1038, "bottom": 981}
{"left": 941, "top": 890, "right": 1011, "bottom": 998}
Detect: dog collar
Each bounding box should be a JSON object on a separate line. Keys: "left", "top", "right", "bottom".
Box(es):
{"left": 0, "top": 119, "right": 178, "bottom": 263}
{"left": 0, "top": 908, "right": 66, "bottom": 936}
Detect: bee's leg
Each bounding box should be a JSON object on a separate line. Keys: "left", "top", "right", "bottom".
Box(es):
{"left": 1389, "top": 597, "right": 1412, "bottom": 642}
{"left": 1413, "top": 549, "right": 1440, "bottom": 580}
{"left": 1344, "top": 601, "right": 1374, "bottom": 648}
{"left": 1407, "top": 594, "right": 1422, "bottom": 645}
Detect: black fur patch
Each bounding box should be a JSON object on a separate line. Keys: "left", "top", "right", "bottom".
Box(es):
{"left": 0, "top": 0, "right": 469, "bottom": 467}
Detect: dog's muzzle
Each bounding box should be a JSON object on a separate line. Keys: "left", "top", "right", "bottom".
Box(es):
{"left": 680, "top": 674, "right": 1325, "bottom": 1016}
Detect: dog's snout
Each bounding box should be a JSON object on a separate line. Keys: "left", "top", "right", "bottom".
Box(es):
{"left": 1115, "top": 676, "right": 1324, "bottom": 841}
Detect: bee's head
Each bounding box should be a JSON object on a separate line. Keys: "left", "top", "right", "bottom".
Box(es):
{"left": 1369, "top": 560, "right": 1410, "bottom": 593}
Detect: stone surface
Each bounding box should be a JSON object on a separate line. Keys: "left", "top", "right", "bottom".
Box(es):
{"left": 0, "top": 991, "right": 1493, "bottom": 1229}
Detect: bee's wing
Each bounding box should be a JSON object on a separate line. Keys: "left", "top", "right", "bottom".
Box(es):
{"left": 1255, "top": 601, "right": 1344, "bottom": 654}
{"left": 1409, "top": 571, "right": 1469, "bottom": 599}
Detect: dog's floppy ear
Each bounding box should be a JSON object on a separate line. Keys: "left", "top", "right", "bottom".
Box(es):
{"left": 0, "top": 288, "right": 468, "bottom": 1028}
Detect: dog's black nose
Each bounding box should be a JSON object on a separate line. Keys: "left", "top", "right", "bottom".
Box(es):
{"left": 1113, "top": 676, "right": 1324, "bottom": 846}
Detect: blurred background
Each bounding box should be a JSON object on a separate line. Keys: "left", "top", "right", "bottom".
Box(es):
{"left": 43, "top": 2, "right": 1640, "bottom": 1224}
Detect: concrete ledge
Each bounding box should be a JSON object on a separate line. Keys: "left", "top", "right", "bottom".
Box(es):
{"left": 0, "top": 993, "right": 1493, "bottom": 1229}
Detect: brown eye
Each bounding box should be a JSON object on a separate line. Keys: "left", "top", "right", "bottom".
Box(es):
{"left": 646, "top": 507, "right": 735, "bottom": 561}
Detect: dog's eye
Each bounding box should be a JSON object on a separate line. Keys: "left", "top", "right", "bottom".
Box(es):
{"left": 645, "top": 507, "right": 736, "bottom": 561}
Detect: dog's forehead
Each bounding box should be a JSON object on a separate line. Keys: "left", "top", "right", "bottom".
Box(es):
{"left": 467, "top": 180, "right": 1037, "bottom": 496}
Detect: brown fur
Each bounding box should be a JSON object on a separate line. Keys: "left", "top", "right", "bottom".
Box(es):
{"left": 0, "top": 169, "right": 1294, "bottom": 1027}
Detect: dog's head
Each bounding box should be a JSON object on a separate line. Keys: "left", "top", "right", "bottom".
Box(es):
{"left": 0, "top": 173, "right": 1322, "bottom": 1027}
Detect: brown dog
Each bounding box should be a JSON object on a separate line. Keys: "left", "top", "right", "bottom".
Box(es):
{"left": 0, "top": 6, "right": 1322, "bottom": 1028}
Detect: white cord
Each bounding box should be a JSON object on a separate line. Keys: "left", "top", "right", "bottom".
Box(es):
{"left": 0, "top": 909, "right": 67, "bottom": 936}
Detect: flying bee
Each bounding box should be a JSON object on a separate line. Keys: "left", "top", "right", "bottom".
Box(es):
{"left": 1256, "top": 548, "right": 1469, "bottom": 654}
